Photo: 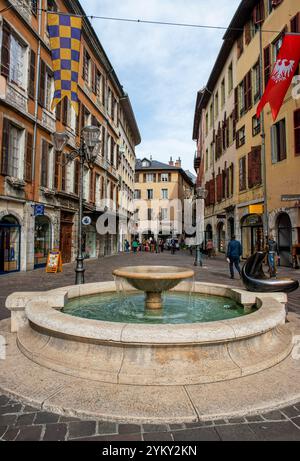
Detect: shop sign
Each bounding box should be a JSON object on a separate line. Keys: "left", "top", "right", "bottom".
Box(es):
{"left": 34, "top": 205, "right": 45, "bottom": 217}
{"left": 82, "top": 216, "right": 92, "bottom": 226}
{"left": 249, "top": 204, "right": 264, "bottom": 215}
{"left": 46, "top": 250, "right": 62, "bottom": 274}
{"left": 281, "top": 195, "right": 300, "bottom": 202}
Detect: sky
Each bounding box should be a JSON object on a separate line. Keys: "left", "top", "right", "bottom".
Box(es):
{"left": 80, "top": 0, "right": 241, "bottom": 172}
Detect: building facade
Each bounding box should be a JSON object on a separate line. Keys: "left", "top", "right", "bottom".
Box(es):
{"left": 0, "top": 0, "right": 140, "bottom": 274}
{"left": 134, "top": 157, "right": 195, "bottom": 242}
{"left": 193, "top": 0, "right": 300, "bottom": 265}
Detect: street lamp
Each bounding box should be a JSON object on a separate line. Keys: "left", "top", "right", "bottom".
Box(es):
{"left": 194, "top": 186, "right": 208, "bottom": 267}
{"left": 53, "top": 125, "right": 101, "bottom": 285}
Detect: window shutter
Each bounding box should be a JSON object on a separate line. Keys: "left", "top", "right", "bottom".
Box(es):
{"left": 62, "top": 97, "right": 68, "bottom": 125}
{"left": 82, "top": 48, "right": 87, "bottom": 79}
{"left": 91, "top": 62, "right": 97, "bottom": 94}
{"left": 25, "top": 132, "right": 33, "bottom": 182}
{"left": 263, "top": 45, "right": 271, "bottom": 89}
{"left": 1, "top": 22, "right": 10, "bottom": 78}
{"left": 76, "top": 101, "right": 81, "bottom": 135}
{"left": 234, "top": 87, "right": 239, "bottom": 132}
{"left": 41, "top": 140, "right": 48, "bottom": 187}
{"left": 291, "top": 13, "right": 300, "bottom": 33}
{"left": 248, "top": 150, "right": 253, "bottom": 189}
{"left": 271, "top": 125, "right": 277, "bottom": 164}
{"left": 294, "top": 109, "right": 300, "bottom": 156}
{"left": 230, "top": 163, "right": 234, "bottom": 196}
{"left": 74, "top": 161, "right": 79, "bottom": 195}
{"left": 56, "top": 100, "right": 61, "bottom": 121}
{"left": 54, "top": 152, "right": 60, "bottom": 189}
{"left": 81, "top": 104, "right": 85, "bottom": 130}
{"left": 38, "top": 60, "right": 46, "bottom": 106}
{"left": 246, "top": 70, "right": 252, "bottom": 111}
{"left": 90, "top": 170, "right": 95, "bottom": 202}
{"left": 28, "top": 49, "right": 36, "bottom": 99}
{"left": 279, "top": 119, "right": 287, "bottom": 161}
{"left": 143, "top": 173, "right": 146, "bottom": 183}
{"left": 61, "top": 154, "right": 66, "bottom": 191}
{"left": 1, "top": 119, "right": 10, "bottom": 175}
{"left": 252, "top": 147, "right": 262, "bottom": 186}
{"left": 245, "top": 22, "right": 251, "bottom": 45}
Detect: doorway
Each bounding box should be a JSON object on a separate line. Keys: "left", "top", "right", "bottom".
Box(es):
{"left": 60, "top": 212, "right": 74, "bottom": 264}
{"left": 276, "top": 213, "right": 292, "bottom": 267}
{"left": 0, "top": 215, "right": 21, "bottom": 274}
{"left": 241, "top": 214, "right": 263, "bottom": 259}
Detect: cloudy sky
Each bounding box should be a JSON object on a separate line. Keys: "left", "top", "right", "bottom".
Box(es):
{"left": 80, "top": 0, "right": 241, "bottom": 171}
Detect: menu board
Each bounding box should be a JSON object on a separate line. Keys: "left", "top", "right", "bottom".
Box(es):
{"left": 46, "top": 251, "right": 62, "bottom": 273}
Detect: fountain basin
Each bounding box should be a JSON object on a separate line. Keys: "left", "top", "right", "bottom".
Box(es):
{"left": 7, "top": 282, "right": 292, "bottom": 386}
{"left": 113, "top": 266, "right": 195, "bottom": 309}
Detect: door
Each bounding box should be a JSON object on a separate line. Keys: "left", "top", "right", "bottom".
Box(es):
{"left": 60, "top": 223, "right": 72, "bottom": 263}
{"left": 0, "top": 224, "right": 20, "bottom": 273}
{"left": 277, "top": 213, "right": 292, "bottom": 267}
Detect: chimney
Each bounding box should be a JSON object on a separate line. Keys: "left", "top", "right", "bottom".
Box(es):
{"left": 169, "top": 156, "right": 174, "bottom": 166}
{"left": 175, "top": 157, "right": 181, "bottom": 168}
{"left": 150, "top": 154, "right": 152, "bottom": 161}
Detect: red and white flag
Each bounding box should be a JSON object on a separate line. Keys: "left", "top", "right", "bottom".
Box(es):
{"left": 257, "top": 34, "right": 300, "bottom": 121}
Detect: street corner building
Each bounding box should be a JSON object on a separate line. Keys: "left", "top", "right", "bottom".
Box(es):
{"left": 0, "top": 0, "right": 141, "bottom": 274}
{"left": 193, "top": 0, "right": 300, "bottom": 267}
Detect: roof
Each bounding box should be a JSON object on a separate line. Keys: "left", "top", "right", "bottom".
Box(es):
{"left": 136, "top": 158, "right": 194, "bottom": 186}
{"left": 192, "top": 0, "right": 259, "bottom": 140}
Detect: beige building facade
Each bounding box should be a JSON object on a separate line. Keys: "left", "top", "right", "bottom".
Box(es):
{"left": 193, "top": 0, "right": 300, "bottom": 266}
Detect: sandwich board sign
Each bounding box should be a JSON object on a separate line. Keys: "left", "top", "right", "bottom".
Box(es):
{"left": 46, "top": 250, "right": 62, "bottom": 273}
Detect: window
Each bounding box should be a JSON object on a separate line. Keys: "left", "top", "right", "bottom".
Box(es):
{"left": 228, "top": 63, "right": 233, "bottom": 94}
{"left": 134, "top": 189, "right": 141, "bottom": 199}
{"left": 135, "top": 173, "right": 140, "bottom": 183}
{"left": 142, "top": 160, "right": 150, "bottom": 167}
{"left": 294, "top": 109, "right": 300, "bottom": 156}
{"left": 45, "top": 67, "right": 54, "bottom": 111}
{"left": 83, "top": 48, "right": 91, "bottom": 85}
{"left": 145, "top": 173, "right": 154, "bottom": 182}
{"left": 161, "top": 189, "right": 168, "bottom": 199}
{"left": 205, "top": 148, "right": 209, "bottom": 171}
{"left": 1, "top": 120, "right": 25, "bottom": 180}
{"left": 161, "top": 208, "right": 168, "bottom": 221}
{"left": 239, "top": 156, "right": 246, "bottom": 191}
{"left": 221, "top": 79, "right": 225, "bottom": 107}
{"left": 205, "top": 113, "right": 209, "bottom": 136}
{"left": 209, "top": 103, "right": 213, "bottom": 128}
{"left": 147, "top": 208, "right": 153, "bottom": 221}
{"left": 215, "top": 92, "right": 219, "bottom": 118}
{"left": 10, "top": 35, "right": 26, "bottom": 88}
{"left": 160, "top": 173, "right": 169, "bottom": 182}
{"left": 252, "top": 115, "right": 261, "bottom": 136}
{"left": 8, "top": 125, "right": 22, "bottom": 178}
{"left": 31, "top": 1, "right": 38, "bottom": 15}
{"left": 268, "top": 0, "right": 283, "bottom": 15}
{"left": 147, "top": 189, "right": 153, "bottom": 200}
{"left": 237, "top": 34, "right": 244, "bottom": 59}
{"left": 239, "top": 80, "right": 245, "bottom": 116}
{"left": 273, "top": 33, "right": 284, "bottom": 62}
{"left": 47, "top": 0, "right": 58, "bottom": 12}
{"left": 248, "top": 147, "right": 262, "bottom": 188}
{"left": 210, "top": 142, "right": 214, "bottom": 167}
{"left": 252, "top": 62, "right": 260, "bottom": 104}
{"left": 236, "top": 126, "right": 245, "bottom": 148}
{"left": 228, "top": 114, "right": 234, "bottom": 145}
{"left": 271, "top": 118, "right": 287, "bottom": 163}
{"left": 41, "top": 140, "right": 49, "bottom": 187}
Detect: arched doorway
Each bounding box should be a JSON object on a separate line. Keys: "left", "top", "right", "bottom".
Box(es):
{"left": 205, "top": 224, "right": 213, "bottom": 247}
{"left": 0, "top": 215, "right": 21, "bottom": 274}
{"left": 276, "top": 213, "right": 292, "bottom": 267}
{"left": 217, "top": 222, "right": 226, "bottom": 253}
{"left": 241, "top": 214, "right": 263, "bottom": 259}
{"left": 34, "top": 216, "right": 52, "bottom": 268}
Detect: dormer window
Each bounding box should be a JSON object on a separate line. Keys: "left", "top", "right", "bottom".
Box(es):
{"left": 142, "top": 159, "right": 150, "bottom": 168}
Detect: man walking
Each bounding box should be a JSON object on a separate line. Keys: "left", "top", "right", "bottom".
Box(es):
{"left": 227, "top": 236, "right": 242, "bottom": 279}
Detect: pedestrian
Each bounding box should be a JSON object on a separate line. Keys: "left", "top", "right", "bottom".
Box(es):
{"left": 171, "top": 238, "right": 176, "bottom": 255}
{"left": 226, "top": 235, "right": 242, "bottom": 279}
{"left": 266, "top": 234, "right": 279, "bottom": 278}
{"left": 124, "top": 239, "right": 130, "bottom": 253}
{"left": 159, "top": 239, "right": 164, "bottom": 253}
{"left": 132, "top": 239, "right": 139, "bottom": 254}
{"left": 206, "top": 239, "right": 214, "bottom": 258}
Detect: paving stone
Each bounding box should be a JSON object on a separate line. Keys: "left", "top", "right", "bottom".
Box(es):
{"left": 249, "top": 421, "right": 300, "bottom": 441}
{"left": 213, "top": 419, "right": 228, "bottom": 426}
{"left": 34, "top": 412, "right": 60, "bottom": 425}
{"left": 118, "top": 424, "right": 142, "bottom": 434}
{"left": 245, "top": 415, "right": 264, "bottom": 423}
{"left": 228, "top": 417, "right": 246, "bottom": 424}
{"left": 68, "top": 421, "right": 97, "bottom": 439}
{"left": 97, "top": 422, "right": 117, "bottom": 435}
{"left": 281, "top": 406, "right": 300, "bottom": 419}
{"left": 58, "top": 416, "right": 81, "bottom": 423}
{"left": 82, "top": 432, "right": 143, "bottom": 441}
{"left": 143, "top": 432, "right": 173, "bottom": 441}
{"left": 15, "top": 425, "right": 43, "bottom": 441}
{"left": 0, "top": 426, "right": 7, "bottom": 438}
{"left": 185, "top": 421, "right": 213, "bottom": 428}
{"left": 23, "top": 405, "right": 40, "bottom": 413}
{"left": 169, "top": 424, "right": 185, "bottom": 430}
{"left": 262, "top": 411, "right": 287, "bottom": 421}
{"left": 2, "top": 428, "right": 20, "bottom": 441}
{"left": 15, "top": 413, "right": 36, "bottom": 427}
{"left": 0, "top": 414, "right": 17, "bottom": 426}
{"left": 43, "top": 423, "right": 67, "bottom": 441}
{"left": 142, "top": 424, "right": 168, "bottom": 433}
{"left": 0, "top": 396, "right": 10, "bottom": 406}
{"left": 216, "top": 424, "right": 258, "bottom": 441}
{"left": 0, "top": 404, "right": 22, "bottom": 415}
{"left": 172, "top": 427, "right": 220, "bottom": 441}
{"left": 292, "top": 416, "right": 300, "bottom": 428}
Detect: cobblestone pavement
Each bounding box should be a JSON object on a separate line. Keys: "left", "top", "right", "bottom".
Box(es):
{"left": 1, "top": 250, "right": 300, "bottom": 441}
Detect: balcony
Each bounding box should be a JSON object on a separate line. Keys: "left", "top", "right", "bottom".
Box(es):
{"left": 2, "top": 82, "right": 28, "bottom": 113}
{"left": 41, "top": 109, "right": 56, "bottom": 133}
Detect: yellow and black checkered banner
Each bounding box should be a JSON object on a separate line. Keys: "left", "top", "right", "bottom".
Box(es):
{"left": 47, "top": 13, "right": 82, "bottom": 115}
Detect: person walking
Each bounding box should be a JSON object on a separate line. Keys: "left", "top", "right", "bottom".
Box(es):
{"left": 206, "top": 239, "right": 214, "bottom": 258}
{"left": 171, "top": 238, "right": 176, "bottom": 255}
{"left": 124, "top": 239, "right": 130, "bottom": 253}
{"left": 227, "top": 236, "right": 242, "bottom": 279}
{"left": 132, "top": 239, "right": 139, "bottom": 254}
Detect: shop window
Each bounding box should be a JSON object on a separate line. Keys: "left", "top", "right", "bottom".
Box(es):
{"left": 0, "top": 215, "right": 20, "bottom": 273}
{"left": 34, "top": 216, "right": 51, "bottom": 268}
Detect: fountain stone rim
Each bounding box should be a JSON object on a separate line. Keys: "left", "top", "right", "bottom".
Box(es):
{"left": 113, "top": 266, "right": 195, "bottom": 281}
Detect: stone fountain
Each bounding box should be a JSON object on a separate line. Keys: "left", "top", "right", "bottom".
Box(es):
{"left": 113, "top": 266, "right": 194, "bottom": 309}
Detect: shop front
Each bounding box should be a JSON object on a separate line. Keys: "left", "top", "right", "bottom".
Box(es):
{"left": 0, "top": 215, "right": 21, "bottom": 274}
{"left": 82, "top": 224, "right": 97, "bottom": 259}
{"left": 241, "top": 214, "right": 263, "bottom": 259}
{"left": 34, "top": 216, "right": 52, "bottom": 268}
{"left": 276, "top": 212, "right": 292, "bottom": 267}
{"left": 217, "top": 222, "right": 226, "bottom": 253}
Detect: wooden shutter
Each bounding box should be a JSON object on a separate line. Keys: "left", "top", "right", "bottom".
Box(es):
{"left": 230, "top": 163, "right": 234, "bottom": 196}
{"left": 38, "top": 60, "right": 46, "bottom": 106}
{"left": 279, "top": 119, "right": 287, "bottom": 161}
{"left": 91, "top": 62, "right": 97, "bottom": 94}
{"left": 252, "top": 147, "right": 262, "bottom": 187}
{"left": 62, "top": 97, "right": 68, "bottom": 125}
{"left": 291, "top": 13, "right": 300, "bottom": 33}
{"left": 41, "top": 140, "right": 48, "bottom": 187}
{"left": 253, "top": 0, "right": 265, "bottom": 25}
{"left": 89, "top": 170, "right": 95, "bottom": 202}
{"left": 1, "top": 119, "right": 10, "bottom": 175}
{"left": 216, "top": 173, "right": 222, "bottom": 202}
{"left": 233, "top": 87, "right": 238, "bottom": 138}
{"left": 294, "top": 109, "right": 300, "bottom": 156}
{"left": 1, "top": 22, "right": 10, "bottom": 78}
{"left": 54, "top": 152, "right": 60, "bottom": 189}
{"left": 239, "top": 157, "right": 246, "bottom": 191}
{"left": 56, "top": 100, "right": 61, "bottom": 121}
{"left": 76, "top": 101, "right": 81, "bottom": 135}
{"left": 143, "top": 173, "right": 146, "bottom": 183}
{"left": 245, "top": 70, "right": 252, "bottom": 111}
{"left": 263, "top": 45, "right": 271, "bottom": 89}
{"left": 248, "top": 150, "right": 253, "bottom": 189}
{"left": 61, "top": 154, "right": 66, "bottom": 191}
{"left": 237, "top": 34, "right": 244, "bottom": 59}
{"left": 82, "top": 48, "right": 87, "bottom": 79}
{"left": 28, "top": 49, "right": 36, "bottom": 99}
{"left": 25, "top": 132, "right": 33, "bottom": 182}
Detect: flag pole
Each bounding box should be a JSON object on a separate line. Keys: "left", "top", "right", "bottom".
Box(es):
{"left": 259, "top": 21, "right": 269, "bottom": 247}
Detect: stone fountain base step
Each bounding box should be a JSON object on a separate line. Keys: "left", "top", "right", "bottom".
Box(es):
{"left": 1, "top": 317, "right": 300, "bottom": 424}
